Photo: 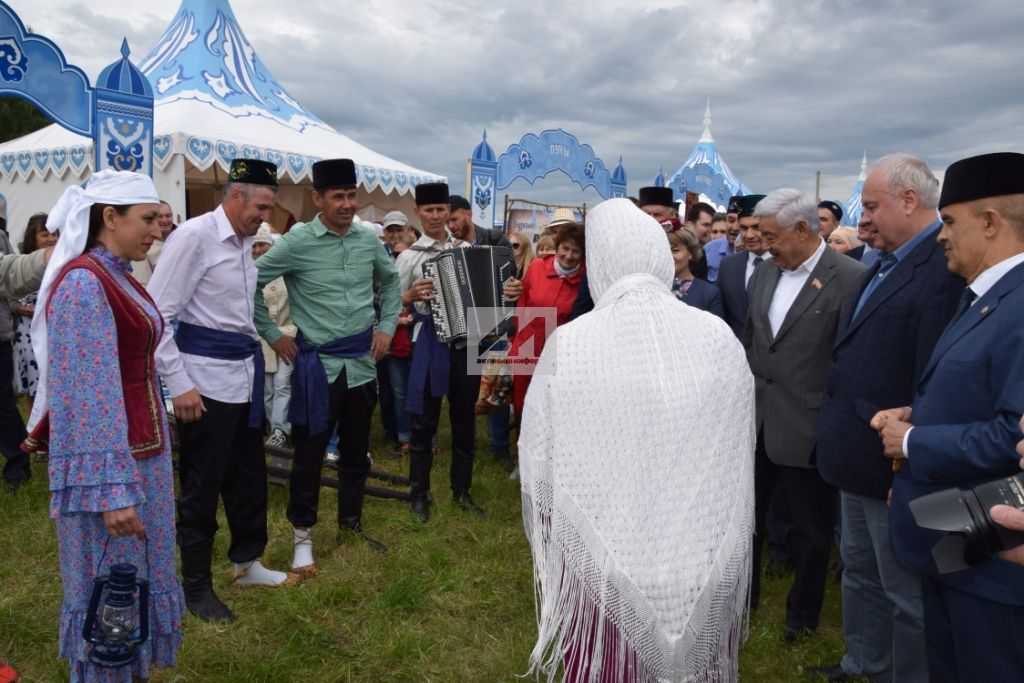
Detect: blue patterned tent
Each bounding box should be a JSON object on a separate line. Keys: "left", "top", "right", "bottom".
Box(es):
{"left": 665, "top": 101, "right": 750, "bottom": 210}
{"left": 0, "top": 0, "right": 442, "bottom": 237}
{"left": 841, "top": 152, "right": 868, "bottom": 227}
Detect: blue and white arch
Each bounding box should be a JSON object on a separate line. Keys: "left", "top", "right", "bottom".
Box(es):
{"left": 469, "top": 129, "right": 627, "bottom": 227}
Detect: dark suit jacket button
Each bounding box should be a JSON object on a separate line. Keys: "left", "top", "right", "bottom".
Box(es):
{"left": 769, "top": 347, "right": 776, "bottom": 353}
{"left": 766, "top": 379, "right": 774, "bottom": 385}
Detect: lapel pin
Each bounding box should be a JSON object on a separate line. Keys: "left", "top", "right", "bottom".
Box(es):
{"left": 981, "top": 306, "right": 990, "bottom": 315}
{"left": 811, "top": 278, "right": 823, "bottom": 290}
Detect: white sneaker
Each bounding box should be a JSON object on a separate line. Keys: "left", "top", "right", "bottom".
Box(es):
{"left": 324, "top": 450, "right": 339, "bottom": 465}
{"left": 266, "top": 429, "right": 287, "bottom": 448}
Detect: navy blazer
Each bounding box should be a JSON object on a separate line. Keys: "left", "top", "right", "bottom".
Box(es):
{"left": 717, "top": 251, "right": 750, "bottom": 337}
{"left": 817, "top": 228, "right": 964, "bottom": 499}
{"left": 676, "top": 277, "right": 724, "bottom": 319}
{"left": 891, "top": 261, "right": 1024, "bottom": 605}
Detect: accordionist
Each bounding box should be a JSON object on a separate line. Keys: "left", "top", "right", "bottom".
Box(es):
{"left": 394, "top": 183, "right": 522, "bottom": 523}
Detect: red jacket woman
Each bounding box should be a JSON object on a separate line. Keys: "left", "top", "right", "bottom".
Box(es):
{"left": 511, "top": 222, "right": 585, "bottom": 421}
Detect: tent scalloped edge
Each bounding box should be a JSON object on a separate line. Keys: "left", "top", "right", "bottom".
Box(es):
{"left": 0, "top": 136, "right": 444, "bottom": 195}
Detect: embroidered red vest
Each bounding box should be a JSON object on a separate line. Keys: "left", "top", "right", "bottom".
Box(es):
{"left": 24, "top": 253, "right": 166, "bottom": 459}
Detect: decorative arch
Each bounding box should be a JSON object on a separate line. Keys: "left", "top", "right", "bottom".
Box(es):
{"left": 469, "top": 129, "right": 626, "bottom": 227}
{"left": 0, "top": 1, "right": 154, "bottom": 176}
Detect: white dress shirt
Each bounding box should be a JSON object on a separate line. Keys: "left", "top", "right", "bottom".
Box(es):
{"left": 967, "top": 252, "right": 1024, "bottom": 302}
{"left": 767, "top": 238, "right": 827, "bottom": 337}
{"left": 148, "top": 205, "right": 258, "bottom": 403}
{"left": 745, "top": 251, "right": 772, "bottom": 287}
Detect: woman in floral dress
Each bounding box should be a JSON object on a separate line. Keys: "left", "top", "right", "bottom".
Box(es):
{"left": 25, "top": 171, "right": 183, "bottom": 682}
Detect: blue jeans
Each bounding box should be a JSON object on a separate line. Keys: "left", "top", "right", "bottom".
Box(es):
{"left": 839, "top": 490, "right": 927, "bottom": 682}
{"left": 387, "top": 355, "right": 412, "bottom": 443}
{"left": 488, "top": 408, "right": 511, "bottom": 452}
{"left": 263, "top": 360, "right": 293, "bottom": 435}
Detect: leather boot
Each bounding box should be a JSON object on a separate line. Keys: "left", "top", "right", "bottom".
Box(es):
{"left": 181, "top": 544, "right": 235, "bottom": 622}
{"left": 453, "top": 489, "right": 485, "bottom": 517}
{"left": 408, "top": 444, "right": 433, "bottom": 522}
{"left": 409, "top": 493, "right": 431, "bottom": 522}
{"left": 338, "top": 480, "right": 387, "bottom": 552}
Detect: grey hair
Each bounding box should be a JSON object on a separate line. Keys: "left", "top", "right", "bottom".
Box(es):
{"left": 223, "top": 182, "right": 277, "bottom": 201}
{"left": 753, "top": 188, "right": 821, "bottom": 234}
{"left": 875, "top": 153, "right": 939, "bottom": 209}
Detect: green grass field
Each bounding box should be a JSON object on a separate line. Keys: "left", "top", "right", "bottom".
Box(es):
{"left": 0, "top": 403, "right": 853, "bottom": 682}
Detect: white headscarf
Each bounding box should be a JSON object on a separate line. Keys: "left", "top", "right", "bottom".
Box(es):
{"left": 27, "top": 170, "right": 160, "bottom": 431}
{"left": 518, "top": 198, "right": 755, "bottom": 682}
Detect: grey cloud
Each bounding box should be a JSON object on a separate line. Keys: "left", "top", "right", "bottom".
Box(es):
{"left": 13, "top": 0, "right": 1024, "bottom": 212}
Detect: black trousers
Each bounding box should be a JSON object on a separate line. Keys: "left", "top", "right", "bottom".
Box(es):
{"left": 176, "top": 396, "right": 268, "bottom": 563}
{"left": 288, "top": 370, "right": 377, "bottom": 528}
{"left": 0, "top": 340, "right": 29, "bottom": 484}
{"left": 751, "top": 431, "right": 837, "bottom": 631}
{"left": 409, "top": 345, "right": 480, "bottom": 497}
{"left": 376, "top": 356, "right": 395, "bottom": 437}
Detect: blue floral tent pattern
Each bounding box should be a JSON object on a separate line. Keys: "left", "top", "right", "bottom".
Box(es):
{"left": 0, "top": 0, "right": 441, "bottom": 239}
{"left": 664, "top": 101, "right": 750, "bottom": 209}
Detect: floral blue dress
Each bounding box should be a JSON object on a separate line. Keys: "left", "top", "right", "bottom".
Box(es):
{"left": 46, "top": 246, "right": 183, "bottom": 682}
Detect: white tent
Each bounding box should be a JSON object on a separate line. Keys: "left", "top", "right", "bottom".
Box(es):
{"left": 0, "top": 0, "right": 444, "bottom": 245}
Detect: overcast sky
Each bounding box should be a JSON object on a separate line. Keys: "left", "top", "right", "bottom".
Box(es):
{"left": 10, "top": 0, "right": 1024, "bottom": 212}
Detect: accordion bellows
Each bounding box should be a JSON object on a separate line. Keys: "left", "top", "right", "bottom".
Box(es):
{"left": 423, "top": 246, "right": 516, "bottom": 343}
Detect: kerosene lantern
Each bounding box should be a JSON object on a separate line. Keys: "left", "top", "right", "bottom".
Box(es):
{"left": 82, "top": 563, "right": 150, "bottom": 667}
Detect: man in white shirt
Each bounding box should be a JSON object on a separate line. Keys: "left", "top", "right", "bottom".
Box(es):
{"left": 149, "top": 158, "right": 293, "bottom": 623}
{"left": 743, "top": 188, "right": 865, "bottom": 642}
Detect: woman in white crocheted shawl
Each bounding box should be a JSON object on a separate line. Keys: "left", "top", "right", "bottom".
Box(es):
{"left": 518, "top": 198, "right": 756, "bottom": 682}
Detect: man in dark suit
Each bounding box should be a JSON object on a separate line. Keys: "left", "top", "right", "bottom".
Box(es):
{"left": 814, "top": 154, "right": 964, "bottom": 682}
{"left": 719, "top": 194, "right": 767, "bottom": 337}
{"left": 743, "top": 188, "right": 865, "bottom": 641}
{"left": 876, "top": 152, "right": 1024, "bottom": 682}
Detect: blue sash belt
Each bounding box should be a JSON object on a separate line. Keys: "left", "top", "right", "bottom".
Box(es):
{"left": 405, "top": 313, "right": 450, "bottom": 416}
{"left": 289, "top": 327, "right": 374, "bottom": 435}
{"left": 175, "top": 321, "right": 265, "bottom": 428}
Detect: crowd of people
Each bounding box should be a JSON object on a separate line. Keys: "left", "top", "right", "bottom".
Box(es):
{"left": 1, "top": 149, "right": 1023, "bottom": 682}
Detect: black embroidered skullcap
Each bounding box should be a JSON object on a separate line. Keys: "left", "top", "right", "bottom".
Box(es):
{"left": 728, "top": 195, "right": 744, "bottom": 214}
{"left": 228, "top": 158, "right": 278, "bottom": 187}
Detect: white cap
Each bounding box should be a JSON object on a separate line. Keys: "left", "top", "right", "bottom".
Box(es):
{"left": 382, "top": 210, "right": 408, "bottom": 228}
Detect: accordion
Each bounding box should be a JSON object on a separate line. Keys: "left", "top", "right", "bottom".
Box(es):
{"left": 422, "top": 246, "right": 516, "bottom": 344}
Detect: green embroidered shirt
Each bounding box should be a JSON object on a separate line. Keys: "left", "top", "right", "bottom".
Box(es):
{"left": 254, "top": 216, "right": 400, "bottom": 387}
